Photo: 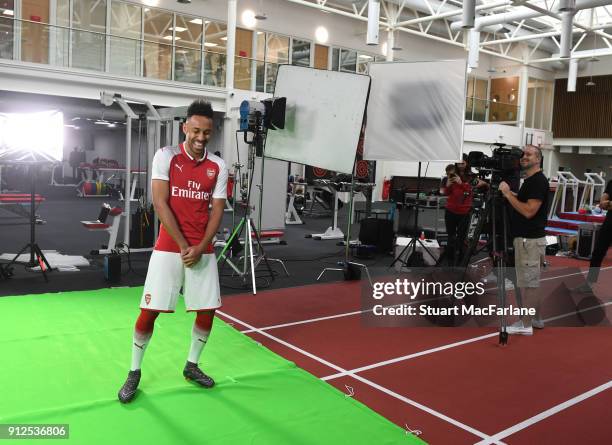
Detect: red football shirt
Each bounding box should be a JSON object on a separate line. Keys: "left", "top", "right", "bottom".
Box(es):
{"left": 151, "top": 143, "right": 228, "bottom": 253}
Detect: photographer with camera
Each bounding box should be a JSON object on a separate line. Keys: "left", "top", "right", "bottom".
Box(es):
{"left": 440, "top": 155, "right": 487, "bottom": 266}
{"left": 498, "top": 145, "right": 549, "bottom": 335}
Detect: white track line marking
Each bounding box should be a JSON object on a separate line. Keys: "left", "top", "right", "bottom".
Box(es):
{"left": 217, "top": 309, "right": 502, "bottom": 444}
{"left": 322, "top": 333, "right": 497, "bottom": 381}
{"left": 321, "top": 299, "right": 612, "bottom": 381}
{"left": 238, "top": 295, "right": 446, "bottom": 334}
{"left": 474, "top": 381, "right": 612, "bottom": 445}
{"left": 235, "top": 267, "right": 612, "bottom": 334}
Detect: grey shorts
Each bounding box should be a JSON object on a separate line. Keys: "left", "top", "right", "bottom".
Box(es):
{"left": 513, "top": 237, "right": 547, "bottom": 288}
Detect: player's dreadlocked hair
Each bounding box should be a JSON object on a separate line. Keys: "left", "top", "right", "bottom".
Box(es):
{"left": 187, "top": 99, "right": 214, "bottom": 120}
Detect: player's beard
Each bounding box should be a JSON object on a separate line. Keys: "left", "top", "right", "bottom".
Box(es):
{"left": 187, "top": 139, "right": 206, "bottom": 159}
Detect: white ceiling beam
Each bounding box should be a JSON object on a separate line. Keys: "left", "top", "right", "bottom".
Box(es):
{"left": 395, "top": 0, "right": 511, "bottom": 28}
{"left": 531, "top": 46, "right": 612, "bottom": 62}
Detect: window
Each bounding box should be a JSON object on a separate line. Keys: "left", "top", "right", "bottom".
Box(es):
{"left": 72, "top": 0, "right": 106, "bottom": 71}
{"left": 255, "top": 31, "right": 265, "bottom": 92}
{"left": 54, "top": 0, "right": 69, "bottom": 67}
{"left": 143, "top": 8, "right": 172, "bottom": 80}
{"left": 234, "top": 27, "right": 253, "bottom": 90}
{"left": 0, "top": 0, "right": 14, "bottom": 60}
{"left": 331, "top": 47, "right": 339, "bottom": 71}
{"left": 526, "top": 78, "right": 553, "bottom": 130}
{"left": 465, "top": 76, "right": 488, "bottom": 122}
{"left": 109, "top": 2, "right": 142, "bottom": 76}
{"left": 339, "top": 49, "right": 356, "bottom": 72}
{"left": 489, "top": 76, "right": 519, "bottom": 122}
{"left": 174, "top": 13, "right": 202, "bottom": 83}
{"left": 313, "top": 44, "right": 328, "bottom": 70}
{"left": 291, "top": 38, "right": 310, "bottom": 67}
{"left": 21, "top": 0, "right": 50, "bottom": 64}
{"left": 357, "top": 54, "right": 373, "bottom": 74}
{"left": 204, "top": 20, "right": 226, "bottom": 87}
{"left": 265, "top": 33, "right": 288, "bottom": 92}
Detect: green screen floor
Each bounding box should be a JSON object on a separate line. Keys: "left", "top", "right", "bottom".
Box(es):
{"left": 0, "top": 287, "right": 425, "bottom": 444}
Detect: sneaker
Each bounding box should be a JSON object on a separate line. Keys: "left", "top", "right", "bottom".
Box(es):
{"left": 504, "top": 278, "right": 514, "bottom": 291}
{"left": 532, "top": 318, "right": 545, "bottom": 329}
{"left": 183, "top": 361, "right": 215, "bottom": 388}
{"left": 118, "top": 369, "right": 141, "bottom": 403}
{"left": 506, "top": 320, "right": 533, "bottom": 336}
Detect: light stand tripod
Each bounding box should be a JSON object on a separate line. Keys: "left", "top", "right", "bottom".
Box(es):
{"left": 317, "top": 163, "right": 373, "bottom": 286}
{"left": 390, "top": 162, "right": 437, "bottom": 269}
{"left": 5, "top": 163, "right": 52, "bottom": 281}
{"left": 216, "top": 119, "right": 287, "bottom": 294}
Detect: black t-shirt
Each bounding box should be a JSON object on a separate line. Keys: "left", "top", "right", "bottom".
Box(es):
{"left": 605, "top": 180, "right": 612, "bottom": 197}
{"left": 510, "top": 171, "right": 549, "bottom": 238}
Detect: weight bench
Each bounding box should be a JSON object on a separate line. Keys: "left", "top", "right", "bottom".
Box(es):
{"left": 81, "top": 204, "right": 123, "bottom": 255}
{"left": 0, "top": 193, "right": 46, "bottom": 224}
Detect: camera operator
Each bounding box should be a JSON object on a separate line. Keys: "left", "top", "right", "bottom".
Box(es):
{"left": 440, "top": 155, "right": 488, "bottom": 266}
{"left": 498, "top": 145, "right": 549, "bottom": 335}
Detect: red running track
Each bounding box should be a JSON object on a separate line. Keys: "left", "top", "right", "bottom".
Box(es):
{"left": 217, "top": 258, "right": 612, "bottom": 445}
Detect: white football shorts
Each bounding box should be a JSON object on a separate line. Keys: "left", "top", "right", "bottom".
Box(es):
{"left": 140, "top": 250, "right": 221, "bottom": 312}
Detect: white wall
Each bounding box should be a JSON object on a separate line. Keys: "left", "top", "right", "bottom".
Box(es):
{"left": 548, "top": 152, "right": 612, "bottom": 180}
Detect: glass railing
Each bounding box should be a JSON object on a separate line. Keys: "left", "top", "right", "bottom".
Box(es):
{"left": 0, "top": 19, "right": 294, "bottom": 92}
{"left": 465, "top": 96, "right": 520, "bottom": 125}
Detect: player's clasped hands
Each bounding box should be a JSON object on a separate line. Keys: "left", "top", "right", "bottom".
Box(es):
{"left": 181, "top": 246, "right": 203, "bottom": 267}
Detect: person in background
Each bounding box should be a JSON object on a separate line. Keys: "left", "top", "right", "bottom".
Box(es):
{"left": 69, "top": 147, "right": 80, "bottom": 182}
{"left": 575, "top": 179, "right": 611, "bottom": 293}
{"left": 440, "top": 155, "right": 486, "bottom": 266}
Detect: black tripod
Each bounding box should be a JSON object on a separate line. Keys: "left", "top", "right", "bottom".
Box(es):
{"left": 216, "top": 117, "right": 276, "bottom": 294}
{"left": 390, "top": 162, "right": 437, "bottom": 268}
{"left": 6, "top": 164, "right": 52, "bottom": 281}
{"left": 459, "top": 184, "right": 512, "bottom": 344}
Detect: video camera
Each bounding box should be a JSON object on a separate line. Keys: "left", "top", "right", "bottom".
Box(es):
{"left": 467, "top": 143, "right": 523, "bottom": 173}
{"left": 467, "top": 143, "right": 522, "bottom": 191}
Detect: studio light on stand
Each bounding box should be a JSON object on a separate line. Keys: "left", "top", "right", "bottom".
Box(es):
{"left": 0, "top": 110, "right": 64, "bottom": 281}
{"left": 216, "top": 97, "right": 288, "bottom": 294}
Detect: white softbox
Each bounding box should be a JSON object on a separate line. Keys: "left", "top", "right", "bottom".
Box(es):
{"left": 264, "top": 65, "right": 371, "bottom": 174}
{"left": 0, "top": 110, "right": 64, "bottom": 163}
{"left": 364, "top": 60, "right": 466, "bottom": 162}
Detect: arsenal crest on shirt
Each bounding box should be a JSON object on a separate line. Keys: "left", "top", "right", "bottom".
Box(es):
{"left": 207, "top": 168, "right": 215, "bottom": 179}
{"left": 145, "top": 294, "right": 151, "bottom": 305}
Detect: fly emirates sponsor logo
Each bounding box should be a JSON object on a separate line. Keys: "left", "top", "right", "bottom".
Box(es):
{"left": 171, "top": 180, "right": 210, "bottom": 200}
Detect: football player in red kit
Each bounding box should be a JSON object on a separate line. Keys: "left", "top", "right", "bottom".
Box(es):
{"left": 118, "top": 99, "right": 227, "bottom": 403}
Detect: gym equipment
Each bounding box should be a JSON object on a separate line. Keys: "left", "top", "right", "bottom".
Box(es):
{"left": 0, "top": 193, "right": 46, "bottom": 224}
{"left": 77, "top": 180, "right": 110, "bottom": 198}
{"left": 285, "top": 181, "right": 305, "bottom": 225}
{"left": 579, "top": 172, "right": 606, "bottom": 210}
{"left": 309, "top": 179, "right": 346, "bottom": 240}
{"left": 548, "top": 171, "right": 583, "bottom": 219}
{"left": 100, "top": 92, "right": 161, "bottom": 247}
{"left": 81, "top": 204, "right": 124, "bottom": 255}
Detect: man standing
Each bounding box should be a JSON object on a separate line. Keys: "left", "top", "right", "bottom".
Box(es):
{"left": 118, "top": 99, "right": 227, "bottom": 403}
{"left": 576, "top": 179, "right": 612, "bottom": 292}
{"left": 499, "top": 145, "right": 549, "bottom": 335}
